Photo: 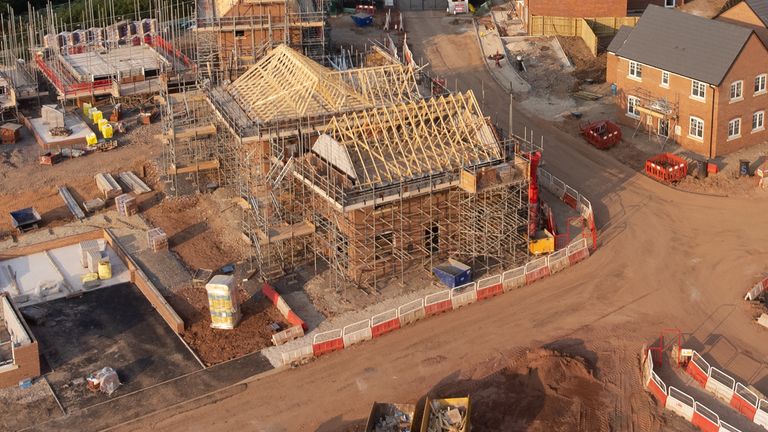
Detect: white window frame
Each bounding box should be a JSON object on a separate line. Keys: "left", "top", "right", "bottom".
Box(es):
{"left": 728, "top": 118, "right": 741, "bottom": 140}
{"left": 753, "top": 111, "right": 764, "bottom": 132}
{"left": 755, "top": 74, "right": 766, "bottom": 95}
{"left": 627, "top": 95, "right": 640, "bottom": 119}
{"left": 660, "top": 71, "right": 670, "bottom": 88}
{"left": 689, "top": 116, "right": 704, "bottom": 141}
{"left": 665, "top": 0, "right": 676, "bottom": 7}
{"left": 628, "top": 61, "right": 642, "bottom": 81}
{"left": 691, "top": 80, "right": 706, "bottom": 101}
{"left": 730, "top": 80, "right": 743, "bottom": 102}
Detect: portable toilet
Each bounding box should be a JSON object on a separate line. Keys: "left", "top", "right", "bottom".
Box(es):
{"left": 86, "top": 132, "right": 98, "bottom": 146}
{"left": 205, "top": 275, "right": 241, "bottom": 330}
{"left": 101, "top": 123, "right": 113, "bottom": 139}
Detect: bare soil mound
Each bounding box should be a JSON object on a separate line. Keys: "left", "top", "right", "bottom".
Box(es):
{"left": 432, "top": 348, "right": 607, "bottom": 431}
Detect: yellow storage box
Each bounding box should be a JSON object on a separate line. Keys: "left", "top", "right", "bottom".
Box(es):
{"left": 86, "top": 132, "right": 98, "bottom": 146}
{"left": 98, "top": 118, "right": 109, "bottom": 131}
{"left": 101, "top": 123, "right": 113, "bottom": 138}
{"left": 92, "top": 110, "right": 103, "bottom": 124}
{"left": 205, "top": 275, "right": 241, "bottom": 330}
{"left": 529, "top": 229, "right": 555, "bottom": 255}
{"left": 98, "top": 259, "right": 112, "bottom": 280}
{"left": 83, "top": 102, "right": 92, "bottom": 116}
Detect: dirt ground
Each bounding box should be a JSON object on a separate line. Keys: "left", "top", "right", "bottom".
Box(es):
{"left": 166, "top": 283, "right": 289, "bottom": 366}
{"left": 0, "top": 379, "right": 61, "bottom": 431}
{"left": 557, "top": 36, "right": 607, "bottom": 83}
{"left": 505, "top": 37, "right": 576, "bottom": 100}
{"left": 142, "top": 190, "right": 247, "bottom": 271}
{"left": 0, "top": 109, "right": 161, "bottom": 235}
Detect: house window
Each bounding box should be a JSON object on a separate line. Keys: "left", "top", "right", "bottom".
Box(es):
{"left": 235, "top": 30, "right": 245, "bottom": 38}
{"left": 689, "top": 116, "right": 704, "bottom": 140}
{"left": 665, "top": 0, "right": 675, "bottom": 6}
{"left": 628, "top": 61, "right": 642, "bottom": 80}
{"left": 374, "top": 231, "right": 394, "bottom": 259}
{"left": 730, "top": 80, "right": 743, "bottom": 101}
{"left": 627, "top": 96, "right": 640, "bottom": 118}
{"left": 753, "top": 111, "right": 764, "bottom": 131}
{"left": 691, "top": 80, "right": 706, "bottom": 100}
{"left": 661, "top": 71, "right": 670, "bottom": 87}
{"left": 755, "top": 74, "right": 766, "bottom": 94}
{"left": 728, "top": 118, "right": 741, "bottom": 139}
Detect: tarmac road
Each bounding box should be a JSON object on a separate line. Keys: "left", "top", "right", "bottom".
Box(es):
{"left": 113, "top": 12, "right": 768, "bottom": 432}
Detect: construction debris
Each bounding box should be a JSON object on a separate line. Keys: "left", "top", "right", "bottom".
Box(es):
{"left": 82, "top": 198, "right": 106, "bottom": 213}
{"left": 425, "top": 398, "right": 470, "bottom": 432}
{"left": 95, "top": 173, "right": 123, "bottom": 199}
{"left": 366, "top": 402, "right": 415, "bottom": 432}
{"left": 48, "top": 126, "right": 72, "bottom": 137}
{"left": 86, "top": 367, "right": 121, "bottom": 396}
{"left": 147, "top": 228, "right": 168, "bottom": 252}
{"left": 58, "top": 185, "right": 85, "bottom": 220}
{"left": 119, "top": 171, "right": 151, "bottom": 194}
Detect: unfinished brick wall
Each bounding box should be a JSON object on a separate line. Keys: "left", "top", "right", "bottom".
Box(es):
{"left": 0, "top": 342, "right": 40, "bottom": 388}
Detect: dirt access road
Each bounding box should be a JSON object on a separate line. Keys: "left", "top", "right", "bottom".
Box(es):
{"left": 114, "top": 13, "right": 768, "bottom": 432}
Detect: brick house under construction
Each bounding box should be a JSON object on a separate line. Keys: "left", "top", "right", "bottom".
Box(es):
{"left": 607, "top": 5, "right": 768, "bottom": 157}
{"left": 163, "top": 45, "right": 531, "bottom": 288}
{"left": 195, "top": 0, "right": 328, "bottom": 81}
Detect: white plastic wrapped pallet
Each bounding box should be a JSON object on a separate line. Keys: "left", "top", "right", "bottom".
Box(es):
{"left": 205, "top": 274, "right": 241, "bottom": 330}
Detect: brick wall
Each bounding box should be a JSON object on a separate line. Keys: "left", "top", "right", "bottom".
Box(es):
{"left": 527, "top": 0, "right": 627, "bottom": 17}
{"left": 627, "top": 0, "right": 666, "bottom": 12}
{"left": 712, "top": 34, "right": 768, "bottom": 155}
{"left": 0, "top": 342, "right": 40, "bottom": 388}
{"left": 608, "top": 53, "right": 715, "bottom": 156}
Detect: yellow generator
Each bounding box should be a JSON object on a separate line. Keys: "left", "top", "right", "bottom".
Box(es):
{"left": 529, "top": 229, "right": 555, "bottom": 255}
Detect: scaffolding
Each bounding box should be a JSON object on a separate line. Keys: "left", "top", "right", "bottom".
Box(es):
{"left": 631, "top": 87, "right": 680, "bottom": 149}
{"left": 194, "top": 0, "right": 328, "bottom": 83}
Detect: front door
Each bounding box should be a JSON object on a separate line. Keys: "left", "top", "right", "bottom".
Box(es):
{"left": 658, "top": 119, "right": 669, "bottom": 137}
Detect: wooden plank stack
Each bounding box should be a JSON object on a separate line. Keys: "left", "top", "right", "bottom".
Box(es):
{"left": 95, "top": 173, "right": 123, "bottom": 199}
{"left": 115, "top": 193, "right": 138, "bottom": 216}
{"left": 147, "top": 228, "right": 168, "bottom": 252}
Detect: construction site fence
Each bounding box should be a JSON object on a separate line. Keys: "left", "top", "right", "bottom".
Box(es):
{"left": 539, "top": 168, "right": 597, "bottom": 251}
{"left": 642, "top": 347, "right": 768, "bottom": 431}
{"left": 744, "top": 276, "right": 768, "bottom": 301}
{"left": 528, "top": 15, "right": 639, "bottom": 56}
{"left": 277, "top": 175, "right": 596, "bottom": 367}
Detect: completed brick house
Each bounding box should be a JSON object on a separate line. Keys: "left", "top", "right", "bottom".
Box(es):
{"left": 516, "top": 0, "right": 680, "bottom": 28}
{"left": 607, "top": 5, "right": 768, "bottom": 158}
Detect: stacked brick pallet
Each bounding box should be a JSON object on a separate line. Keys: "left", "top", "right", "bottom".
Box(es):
{"left": 115, "top": 194, "right": 138, "bottom": 216}
{"left": 147, "top": 228, "right": 168, "bottom": 252}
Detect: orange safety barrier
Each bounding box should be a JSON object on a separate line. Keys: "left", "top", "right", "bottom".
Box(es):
{"left": 371, "top": 319, "right": 400, "bottom": 338}
{"left": 645, "top": 153, "right": 688, "bottom": 183}
{"left": 476, "top": 283, "right": 503, "bottom": 300}
{"left": 730, "top": 389, "right": 758, "bottom": 420}
{"left": 686, "top": 357, "right": 710, "bottom": 388}
{"left": 424, "top": 299, "right": 452, "bottom": 316}
{"left": 262, "top": 283, "right": 307, "bottom": 330}
{"left": 691, "top": 403, "right": 720, "bottom": 432}
{"left": 313, "top": 339, "right": 344, "bottom": 357}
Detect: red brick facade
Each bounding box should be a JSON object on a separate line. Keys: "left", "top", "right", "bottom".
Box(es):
{"left": 525, "top": 0, "right": 628, "bottom": 18}
{"left": 607, "top": 33, "right": 768, "bottom": 157}
{"left": 0, "top": 342, "right": 40, "bottom": 388}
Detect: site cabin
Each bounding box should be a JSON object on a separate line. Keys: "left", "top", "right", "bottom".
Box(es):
{"left": 607, "top": 5, "right": 768, "bottom": 158}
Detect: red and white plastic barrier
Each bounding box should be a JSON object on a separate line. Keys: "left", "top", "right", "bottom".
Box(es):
{"left": 642, "top": 349, "right": 747, "bottom": 432}
{"left": 525, "top": 256, "right": 550, "bottom": 285}
{"left": 450, "top": 283, "right": 477, "bottom": 309}
{"left": 283, "top": 172, "right": 597, "bottom": 366}
{"left": 371, "top": 308, "right": 400, "bottom": 338}
{"left": 744, "top": 276, "right": 768, "bottom": 301}
{"left": 424, "top": 290, "right": 452, "bottom": 316}
{"left": 476, "top": 274, "right": 503, "bottom": 300}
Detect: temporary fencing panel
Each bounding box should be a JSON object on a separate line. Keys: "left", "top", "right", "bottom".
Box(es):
{"left": 547, "top": 248, "right": 569, "bottom": 274}
{"left": 424, "top": 290, "right": 452, "bottom": 316}
{"left": 476, "top": 275, "right": 503, "bottom": 300}
{"left": 687, "top": 352, "right": 711, "bottom": 387}
{"left": 666, "top": 387, "right": 695, "bottom": 421}
{"left": 692, "top": 402, "right": 720, "bottom": 432}
{"left": 502, "top": 266, "right": 526, "bottom": 292}
{"left": 754, "top": 400, "right": 768, "bottom": 428}
{"left": 563, "top": 185, "right": 579, "bottom": 209}
{"left": 313, "top": 329, "right": 344, "bottom": 357}
{"left": 706, "top": 367, "right": 735, "bottom": 402}
{"left": 718, "top": 421, "right": 741, "bottom": 432}
{"left": 371, "top": 309, "right": 400, "bottom": 338}
{"left": 398, "top": 298, "right": 425, "bottom": 326}
{"left": 745, "top": 280, "right": 767, "bottom": 300}
{"left": 343, "top": 319, "right": 372, "bottom": 347}
{"left": 649, "top": 372, "right": 668, "bottom": 405}
{"left": 567, "top": 238, "right": 590, "bottom": 265}
{"left": 525, "top": 257, "right": 550, "bottom": 285}
{"left": 730, "top": 383, "right": 758, "bottom": 420}
{"left": 450, "top": 283, "right": 478, "bottom": 309}
{"left": 281, "top": 345, "right": 314, "bottom": 365}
